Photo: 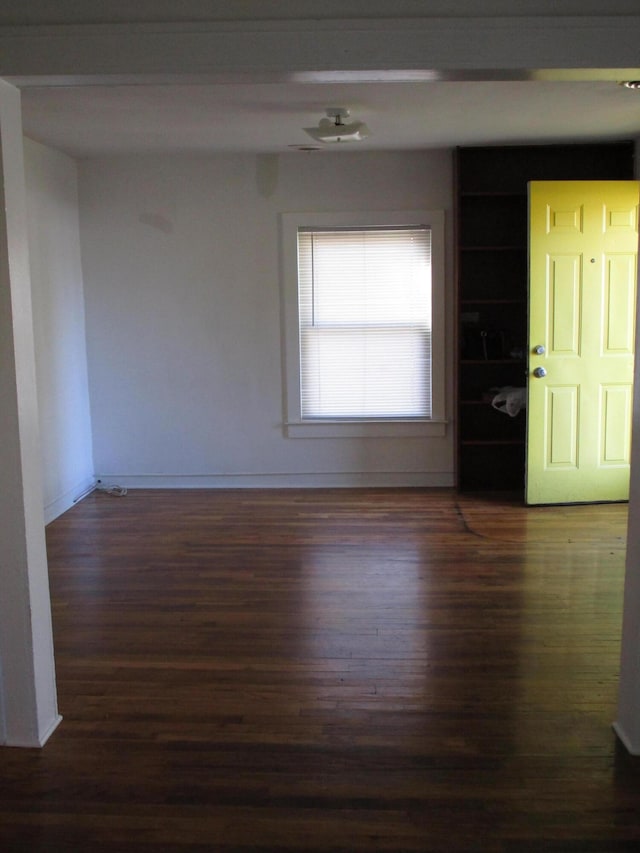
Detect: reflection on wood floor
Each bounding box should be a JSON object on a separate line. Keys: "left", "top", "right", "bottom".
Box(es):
{"left": 2, "top": 488, "right": 639, "bottom": 852}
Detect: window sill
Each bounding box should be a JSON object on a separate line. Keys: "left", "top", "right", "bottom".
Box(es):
{"left": 285, "top": 419, "right": 447, "bottom": 438}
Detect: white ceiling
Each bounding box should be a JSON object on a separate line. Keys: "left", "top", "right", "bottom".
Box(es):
{"left": 20, "top": 79, "right": 640, "bottom": 158}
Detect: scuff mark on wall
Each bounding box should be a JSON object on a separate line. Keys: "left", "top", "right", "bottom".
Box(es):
{"left": 139, "top": 212, "right": 174, "bottom": 234}
{"left": 256, "top": 154, "right": 279, "bottom": 198}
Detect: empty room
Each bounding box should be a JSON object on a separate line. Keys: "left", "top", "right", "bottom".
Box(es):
{"left": 2, "top": 3, "right": 640, "bottom": 851}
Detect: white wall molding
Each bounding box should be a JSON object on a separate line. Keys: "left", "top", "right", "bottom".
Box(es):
{"left": 1, "top": 16, "right": 640, "bottom": 82}
{"left": 613, "top": 722, "right": 640, "bottom": 757}
{"left": 44, "top": 475, "right": 96, "bottom": 525}
{"left": 1, "top": 1, "right": 639, "bottom": 26}
{"left": 96, "top": 472, "right": 454, "bottom": 490}
{"left": 0, "top": 79, "right": 61, "bottom": 748}
{"left": 614, "top": 209, "right": 640, "bottom": 756}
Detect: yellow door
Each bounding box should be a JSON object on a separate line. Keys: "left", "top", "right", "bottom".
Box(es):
{"left": 527, "top": 181, "right": 639, "bottom": 505}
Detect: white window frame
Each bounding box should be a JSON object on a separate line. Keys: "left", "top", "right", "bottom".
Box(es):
{"left": 281, "top": 210, "right": 446, "bottom": 439}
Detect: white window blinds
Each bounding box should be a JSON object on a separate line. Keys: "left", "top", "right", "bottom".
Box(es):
{"left": 297, "top": 226, "right": 432, "bottom": 419}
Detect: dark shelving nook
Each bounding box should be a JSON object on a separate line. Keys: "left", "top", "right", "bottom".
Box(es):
{"left": 455, "top": 142, "right": 635, "bottom": 492}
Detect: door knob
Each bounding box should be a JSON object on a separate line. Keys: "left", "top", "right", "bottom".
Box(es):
{"left": 533, "top": 345, "right": 545, "bottom": 355}
{"left": 533, "top": 366, "right": 547, "bottom": 378}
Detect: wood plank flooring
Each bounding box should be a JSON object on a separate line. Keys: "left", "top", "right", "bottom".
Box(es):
{"left": 1, "top": 488, "right": 639, "bottom": 852}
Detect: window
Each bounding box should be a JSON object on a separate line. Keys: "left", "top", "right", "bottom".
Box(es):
{"left": 282, "top": 211, "right": 445, "bottom": 438}
{"left": 298, "top": 226, "right": 432, "bottom": 420}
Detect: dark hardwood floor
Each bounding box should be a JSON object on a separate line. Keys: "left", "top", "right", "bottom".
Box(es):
{"left": 1, "top": 488, "right": 639, "bottom": 852}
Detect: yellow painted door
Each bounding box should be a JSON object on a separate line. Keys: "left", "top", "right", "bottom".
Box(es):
{"left": 527, "top": 181, "right": 639, "bottom": 505}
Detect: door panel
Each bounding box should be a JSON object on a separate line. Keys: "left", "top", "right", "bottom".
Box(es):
{"left": 548, "top": 254, "right": 581, "bottom": 354}
{"left": 600, "top": 384, "right": 632, "bottom": 465}
{"left": 604, "top": 254, "right": 636, "bottom": 352}
{"left": 527, "top": 181, "right": 639, "bottom": 505}
{"left": 545, "top": 385, "right": 579, "bottom": 468}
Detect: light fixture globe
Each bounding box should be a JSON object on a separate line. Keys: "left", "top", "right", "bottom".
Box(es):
{"left": 304, "top": 108, "right": 371, "bottom": 143}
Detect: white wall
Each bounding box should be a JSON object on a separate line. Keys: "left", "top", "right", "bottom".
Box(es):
{"left": 79, "top": 150, "right": 454, "bottom": 487}
{"left": 25, "top": 138, "right": 94, "bottom": 521}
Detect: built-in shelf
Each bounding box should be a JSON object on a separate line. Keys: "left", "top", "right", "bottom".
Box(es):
{"left": 459, "top": 245, "right": 525, "bottom": 252}
{"left": 460, "top": 359, "right": 524, "bottom": 365}
{"left": 455, "top": 141, "right": 635, "bottom": 493}
{"left": 461, "top": 439, "right": 526, "bottom": 446}
{"left": 461, "top": 299, "right": 524, "bottom": 306}
{"left": 460, "top": 191, "right": 527, "bottom": 198}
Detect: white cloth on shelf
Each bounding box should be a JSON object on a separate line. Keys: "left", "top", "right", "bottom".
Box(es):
{"left": 491, "top": 386, "right": 526, "bottom": 417}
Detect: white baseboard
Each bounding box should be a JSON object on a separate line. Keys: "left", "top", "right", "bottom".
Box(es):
{"left": 38, "top": 713, "right": 63, "bottom": 747}
{"left": 44, "top": 475, "right": 96, "bottom": 524}
{"left": 94, "top": 471, "right": 454, "bottom": 489}
{"left": 3, "top": 713, "right": 62, "bottom": 749}
{"left": 612, "top": 721, "right": 640, "bottom": 756}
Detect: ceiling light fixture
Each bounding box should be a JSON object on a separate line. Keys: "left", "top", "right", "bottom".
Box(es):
{"left": 303, "top": 108, "right": 371, "bottom": 143}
